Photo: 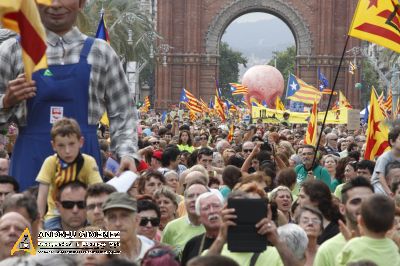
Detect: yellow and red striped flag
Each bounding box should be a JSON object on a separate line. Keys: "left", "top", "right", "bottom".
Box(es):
{"left": 349, "top": 0, "right": 400, "bottom": 53}
{"left": 227, "top": 124, "right": 234, "bottom": 142}
{"left": 275, "top": 96, "right": 285, "bottom": 111}
{"left": 189, "top": 110, "right": 198, "bottom": 122}
{"left": 214, "top": 96, "right": 226, "bottom": 121}
{"left": 180, "top": 88, "right": 202, "bottom": 113}
{"left": 364, "top": 86, "right": 390, "bottom": 160}
{"left": 141, "top": 96, "right": 151, "bottom": 113}
{"left": 229, "top": 83, "right": 249, "bottom": 95}
{"left": 287, "top": 74, "right": 322, "bottom": 104}
{"left": 383, "top": 88, "right": 392, "bottom": 111}
{"left": 339, "top": 91, "right": 353, "bottom": 109}
{"left": 1, "top": 0, "right": 51, "bottom": 81}
{"left": 394, "top": 98, "right": 400, "bottom": 119}
{"left": 200, "top": 98, "right": 209, "bottom": 112}
{"left": 349, "top": 61, "right": 357, "bottom": 75}
{"left": 304, "top": 99, "right": 318, "bottom": 146}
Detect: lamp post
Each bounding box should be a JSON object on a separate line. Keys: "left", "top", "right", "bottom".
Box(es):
{"left": 157, "top": 44, "right": 173, "bottom": 67}
{"left": 127, "top": 29, "right": 150, "bottom": 104}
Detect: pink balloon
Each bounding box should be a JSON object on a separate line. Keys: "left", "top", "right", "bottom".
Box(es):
{"left": 242, "top": 65, "right": 284, "bottom": 108}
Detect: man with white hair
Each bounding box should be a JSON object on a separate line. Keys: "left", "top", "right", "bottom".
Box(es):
{"left": 181, "top": 190, "right": 224, "bottom": 266}
{"left": 325, "top": 133, "right": 340, "bottom": 157}
{"left": 162, "top": 183, "right": 208, "bottom": 256}
{"left": 216, "top": 140, "right": 231, "bottom": 155}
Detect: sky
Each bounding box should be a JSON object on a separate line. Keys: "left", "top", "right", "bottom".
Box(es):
{"left": 234, "top": 12, "right": 275, "bottom": 24}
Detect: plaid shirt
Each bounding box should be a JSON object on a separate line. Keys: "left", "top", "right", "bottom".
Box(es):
{"left": 0, "top": 27, "right": 138, "bottom": 158}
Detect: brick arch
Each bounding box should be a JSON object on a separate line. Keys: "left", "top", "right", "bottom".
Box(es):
{"left": 155, "top": 0, "right": 361, "bottom": 110}
{"left": 205, "top": 0, "right": 312, "bottom": 56}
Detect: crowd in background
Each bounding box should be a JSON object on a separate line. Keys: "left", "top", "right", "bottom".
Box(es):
{"left": 0, "top": 112, "right": 399, "bottom": 266}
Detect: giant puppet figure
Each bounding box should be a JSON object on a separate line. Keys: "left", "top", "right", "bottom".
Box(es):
{"left": 0, "top": 0, "right": 137, "bottom": 190}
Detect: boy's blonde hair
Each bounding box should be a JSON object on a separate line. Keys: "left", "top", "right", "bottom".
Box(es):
{"left": 51, "top": 118, "right": 82, "bottom": 140}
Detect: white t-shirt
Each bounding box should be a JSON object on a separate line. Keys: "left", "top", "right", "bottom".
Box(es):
{"left": 137, "top": 235, "right": 155, "bottom": 262}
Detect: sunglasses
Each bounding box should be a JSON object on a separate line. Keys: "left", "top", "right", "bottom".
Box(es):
{"left": 147, "top": 247, "right": 179, "bottom": 260}
{"left": 199, "top": 137, "right": 208, "bottom": 140}
{"left": 243, "top": 149, "right": 253, "bottom": 153}
{"left": 140, "top": 217, "right": 160, "bottom": 227}
{"left": 61, "top": 201, "right": 86, "bottom": 209}
{"left": 151, "top": 141, "right": 160, "bottom": 145}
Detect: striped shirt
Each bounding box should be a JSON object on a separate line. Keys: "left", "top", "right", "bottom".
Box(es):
{"left": 0, "top": 27, "right": 138, "bottom": 158}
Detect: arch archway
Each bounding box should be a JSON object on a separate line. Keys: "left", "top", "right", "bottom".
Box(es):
{"left": 205, "top": 0, "right": 312, "bottom": 57}
{"left": 155, "top": 0, "right": 361, "bottom": 109}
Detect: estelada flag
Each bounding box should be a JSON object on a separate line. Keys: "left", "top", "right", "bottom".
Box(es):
{"left": 304, "top": 98, "right": 318, "bottom": 146}
{"left": 1, "top": 0, "right": 51, "bottom": 81}
{"left": 95, "top": 11, "right": 110, "bottom": 43}
{"left": 349, "top": 0, "right": 400, "bottom": 53}
{"left": 364, "top": 86, "right": 390, "bottom": 160}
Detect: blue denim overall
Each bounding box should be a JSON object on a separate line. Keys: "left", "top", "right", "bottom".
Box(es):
{"left": 10, "top": 38, "right": 101, "bottom": 191}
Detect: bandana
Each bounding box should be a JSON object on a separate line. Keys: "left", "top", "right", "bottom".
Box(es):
{"left": 52, "top": 153, "right": 84, "bottom": 200}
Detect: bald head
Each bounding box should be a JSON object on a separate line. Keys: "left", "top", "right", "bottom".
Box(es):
{"left": 185, "top": 171, "right": 208, "bottom": 188}
{"left": 0, "top": 212, "right": 30, "bottom": 260}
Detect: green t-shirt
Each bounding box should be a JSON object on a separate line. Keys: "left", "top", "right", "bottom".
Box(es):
{"left": 177, "top": 144, "right": 195, "bottom": 153}
{"left": 161, "top": 216, "right": 205, "bottom": 256}
{"left": 336, "top": 236, "right": 400, "bottom": 266}
{"left": 314, "top": 233, "right": 346, "bottom": 266}
{"left": 334, "top": 183, "right": 346, "bottom": 199}
{"left": 293, "top": 164, "right": 332, "bottom": 195}
{"left": 219, "top": 185, "right": 231, "bottom": 200}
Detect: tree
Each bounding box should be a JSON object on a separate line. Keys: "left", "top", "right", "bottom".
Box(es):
{"left": 361, "top": 58, "right": 380, "bottom": 105}
{"left": 268, "top": 45, "right": 296, "bottom": 92}
{"left": 77, "top": 0, "right": 158, "bottom": 63}
{"left": 218, "top": 42, "right": 247, "bottom": 97}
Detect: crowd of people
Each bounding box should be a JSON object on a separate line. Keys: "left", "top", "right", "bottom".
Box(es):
{"left": 0, "top": 111, "right": 399, "bottom": 266}
{"left": 0, "top": 1, "right": 398, "bottom": 266}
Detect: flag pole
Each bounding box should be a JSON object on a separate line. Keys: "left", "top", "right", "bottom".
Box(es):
{"left": 310, "top": 35, "right": 350, "bottom": 170}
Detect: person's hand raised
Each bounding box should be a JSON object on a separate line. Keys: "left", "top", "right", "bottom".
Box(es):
{"left": 255, "top": 204, "right": 279, "bottom": 245}
{"left": 3, "top": 74, "right": 36, "bottom": 108}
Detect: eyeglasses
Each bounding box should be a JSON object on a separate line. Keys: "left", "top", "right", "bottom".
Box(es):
{"left": 140, "top": 217, "right": 160, "bottom": 227}
{"left": 329, "top": 138, "right": 338, "bottom": 141}
{"left": 300, "top": 217, "right": 321, "bottom": 225}
{"left": 243, "top": 149, "right": 253, "bottom": 153}
{"left": 199, "top": 137, "right": 208, "bottom": 140}
{"left": 147, "top": 247, "right": 178, "bottom": 260}
{"left": 61, "top": 201, "right": 86, "bottom": 209}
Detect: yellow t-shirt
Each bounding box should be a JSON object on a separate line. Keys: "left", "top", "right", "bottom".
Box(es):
{"left": 36, "top": 154, "right": 103, "bottom": 220}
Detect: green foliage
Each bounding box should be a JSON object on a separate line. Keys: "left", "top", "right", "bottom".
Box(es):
{"left": 218, "top": 42, "right": 247, "bottom": 98}
{"left": 361, "top": 59, "right": 380, "bottom": 104}
{"left": 77, "top": 0, "right": 158, "bottom": 68}
{"left": 267, "top": 46, "right": 296, "bottom": 93}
